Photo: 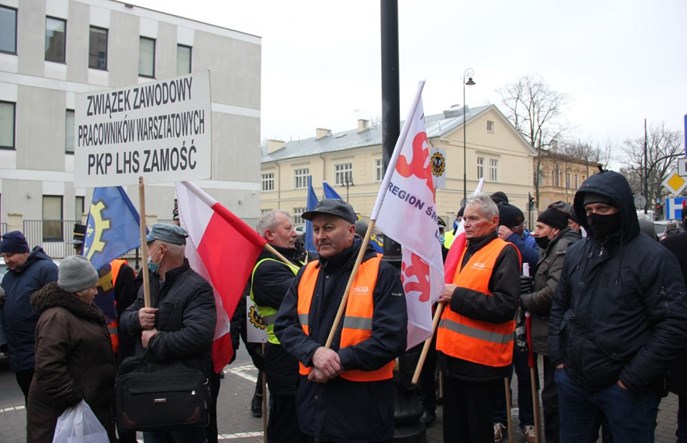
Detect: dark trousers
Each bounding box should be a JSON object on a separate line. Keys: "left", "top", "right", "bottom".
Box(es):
{"left": 541, "top": 356, "right": 560, "bottom": 443}
{"left": 492, "top": 347, "right": 536, "bottom": 429}
{"left": 678, "top": 395, "right": 687, "bottom": 443}
{"left": 268, "top": 394, "right": 308, "bottom": 443}
{"left": 418, "top": 335, "right": 438, "bottom": 413}
{"left": 15, "top": 369, "right": 33, "bottom": 403}
{"left": 555, "top": 368, "right": 659, "bottom": 443}
{"left": 444, "top": 376, "right": 501, "bottom": 443}
{"left": 206, "top": 371, "right": 222, "bottom": 443}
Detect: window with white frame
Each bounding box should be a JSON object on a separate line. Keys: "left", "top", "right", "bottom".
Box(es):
{"left": 489, "top": 159, "right": 499, "bottom": 182}
{"left": 486, "top": 120, "right": 494, "bottom": 133}
{"left": 293, "top": 168, "right": 309, "bottom": 189}
{"left": 375, "top": 159, "right": 383, "bottom": 182}
{"left": 65, "top": 109, "right": 74, "bottom": 153}
{"left": 293, "top": 207, "right": 306, "bottom": 224}
{"left": 261, "top": 172, "right": 274, "bottom": 191}
{"left": 476, "top": 157, "right": 485, "bottom": 179}
{"left": 335, "top": 163, "right": 353, "bottom": 186}
{"left": 42, "top": 195, "right": 63, "bottom": 242}
{"left": 89, "top": 26, "right": 108, "bottom": 70}
{"left": 45, "top": 17, "right": 66, "bottom": 63}
{"left": 177, "top": 44, "right": 192, "bottom": 75}
{"left": 0, "top": 6, "right": 17, "bottom": 54}
{"left": 139, "top": 37, "right": 155, "bottom": 78}
{"left": 0, "top": 101, "right": 15, "bottom": 149}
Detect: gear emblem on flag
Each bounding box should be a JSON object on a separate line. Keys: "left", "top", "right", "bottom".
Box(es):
{"left": 85, "top": 201, "right": 110, "bottom": 260}
{"left": 248, "top": 305, "right": 266, "bottom": 330}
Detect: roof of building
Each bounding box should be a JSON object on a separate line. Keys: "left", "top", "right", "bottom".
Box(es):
{"left": 261, "top": 104, "right": 512, "bottom": 163}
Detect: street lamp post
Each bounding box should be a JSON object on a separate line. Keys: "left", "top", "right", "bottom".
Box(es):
{"left": 463, "top": 68, "right": 475, "bottom": 205}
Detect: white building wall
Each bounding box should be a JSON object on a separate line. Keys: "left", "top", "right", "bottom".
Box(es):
{"left": 0, "top": 0, "right": 261, "bottom": 239}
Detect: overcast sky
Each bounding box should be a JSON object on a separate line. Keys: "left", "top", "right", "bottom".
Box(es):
{"left": 132, "top": 0, "right": 687, "bottom": 160}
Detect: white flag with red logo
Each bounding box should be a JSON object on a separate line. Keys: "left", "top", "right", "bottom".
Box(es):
{"left": 175, "top": 181, "right": 267, "bottom": 373}
{"left": 371, "top": 81, "right": 445, "bottom": 349}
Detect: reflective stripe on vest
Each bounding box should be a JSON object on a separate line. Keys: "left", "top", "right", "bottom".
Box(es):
{"left": 251, "top": 257, "right": 299, "bottom": 345}
{"left": 296, "top": 256, "right": 394, "bottom": 382}
{"left": 436, "top": 238, "right": 516, "bottom": 367}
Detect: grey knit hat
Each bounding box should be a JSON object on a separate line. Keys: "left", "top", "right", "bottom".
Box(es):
{"left": 58, "top": 255, "right": 99, "bottom": 293}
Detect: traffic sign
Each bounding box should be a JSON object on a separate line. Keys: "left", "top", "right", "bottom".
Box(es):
{"left": 678, "top": 158, "right": 687, "bottom": 177}
{"left": 662, "top": 170, "right": 687, "bottom": 196}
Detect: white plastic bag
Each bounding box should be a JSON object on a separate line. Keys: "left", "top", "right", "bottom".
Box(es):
{"left": 52, "top": 400, "right": 109, "bottom": 443}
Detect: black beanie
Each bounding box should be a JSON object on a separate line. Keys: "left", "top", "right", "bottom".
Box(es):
{"left": 582, "top": 192, "right": 613, "bottom": 207}
{"left": 537, "top": 208, "right": 569, "bottom": 230}
{"left": 498, "top": 203, "right": 524, "bottom": 228}
{"left": 0, "top": 231, "right": 30, "bottom": 254}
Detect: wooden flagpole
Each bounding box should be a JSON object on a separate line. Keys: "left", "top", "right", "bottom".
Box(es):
{"left": 138, "top": 177, "right": 151, "bottom": 308}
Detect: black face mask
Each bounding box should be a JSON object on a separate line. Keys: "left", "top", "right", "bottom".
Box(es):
{"left": 534, "top": 236, "right": 550, "bottom": 249}
{"left": 587, "top": 212, "right": 621, "bottom": 239}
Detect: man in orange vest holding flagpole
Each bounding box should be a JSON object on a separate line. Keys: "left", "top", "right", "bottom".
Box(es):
{"left": 275, "top": 199, "right": 407, "bottom": 443}
{"left": 436, "top": 193, "right": 521, "bottom": 442}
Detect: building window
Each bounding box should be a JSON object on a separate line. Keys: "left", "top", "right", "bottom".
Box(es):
{"left": 375, "top": 159, "right": 383, "bottom": 182}
{"left": 89, "top": 26, "right": 108, "bottom": 70}
{"left": 293, "top": 168, "right": 309, "bottom": 189}
{"left": 574, "top": 174, "right": 579, "bottom": 188}
{"left": 489, "top": 159, "right": 499, "bottom": 182}
{"left": 261, "top": 172, "right": 274, "bottom": 191}
{"left": 45, "top": 17, "right": 66, "bottom": 63}
{"left": 476, "top": 157, "right": 485, "bottom": 179}
{"left": 177, "top": 44, "right": 192, "bottom": 75}
{"left": 0, "top": 6, "right": 16, "bottom": 54}
{"left": 42, "top": 195, "right": 64, "bottom": 242}
{"left": 486, "top": 120, "right": 494, "bottom": 133}
{"left": 335, "top": 163, "right": 353, "bottom": 186}
{"left": 553, "top": 165, "right": 560, "bottom": 187}
{"left": 566, "top": 172, "right": 571, "bottom": 189}
{"left": 65, "top": 109, "right": 74, "bottom": 154}
{"left": 139, "top": 37, "right": 155, "bottom": 78}
{"left": 293, "top": 207, "right": 306, "bottom": 224}
{"left": 0, "top": 102, "right": 15, "bottom": 150}
{"left": 75, "top": 196, "right": 84, "bottom": 220}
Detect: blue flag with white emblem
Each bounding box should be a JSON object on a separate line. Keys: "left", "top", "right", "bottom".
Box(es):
{"left": 322, "top": 181, "right": 342, "bottom": 199}
{"left": 304, "top": 176, "right": 318, "bottom": 253}
{"left": 83, "top": 186, "right": 142, "bottom": 272}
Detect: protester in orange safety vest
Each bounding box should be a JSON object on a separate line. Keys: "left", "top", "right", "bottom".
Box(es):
{"left": 436, "top": 193, "right": 521, "bottom": 442}
{"left": 274, "top": 199, "right": 407, "bottom": 443}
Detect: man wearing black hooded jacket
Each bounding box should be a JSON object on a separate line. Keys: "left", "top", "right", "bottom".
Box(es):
{"left": 549, "top": 170, "right": 687, "bottom": 442}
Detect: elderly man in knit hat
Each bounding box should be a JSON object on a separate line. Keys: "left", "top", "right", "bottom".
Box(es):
{"left": 0, "top": 231, "right": 58, "bottom": 402}
{"left": 520, "top": 207, "right": 581, "bottom": 443}
{"left": 549, "top": 170, "right": 687, "bottom": 442}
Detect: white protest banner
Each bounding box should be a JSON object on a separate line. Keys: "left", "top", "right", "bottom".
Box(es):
{"left": 74, "top": 72, "right": 212, "bottom": 187}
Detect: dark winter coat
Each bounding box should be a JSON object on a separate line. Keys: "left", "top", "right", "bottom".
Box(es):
{"left": 274, "top": 238, "right": 407, "bottom": 443}
{"left": 0, "top": 247, "right": 58, "bottom": 372}
{"left": 252, "top": 246, "right": 302, "bottom": 395}
{"left": 661, "top": 232, "right": 687, "bottom": 396}
{"left": 27, "top": 282, "right": 116, "bottom": 443}
{"left": 120, "top": 260, "right": 216, "bottom": 376}
{"left": 521, "top": 227, "right": 580, "bottom": 355}
{"left": 549, "top": 170, "right": 687, "bottom": 392}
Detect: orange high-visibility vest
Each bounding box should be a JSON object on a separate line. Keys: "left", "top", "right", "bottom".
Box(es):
{"left": 110, "top": 259, "right": 127, "bottom": 286}
{"left": 297, "top": 256, "right": 394, "bottom": 382}
{"left": 436, "top": 238, "right": 516, "bottom": 367}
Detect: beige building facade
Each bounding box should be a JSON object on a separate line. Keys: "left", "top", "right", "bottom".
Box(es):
{"left": 536, "top": 151, "right": 601, "bottom": 209}
{"left": 261, "top": 105, "right": 535, "bottom": 225}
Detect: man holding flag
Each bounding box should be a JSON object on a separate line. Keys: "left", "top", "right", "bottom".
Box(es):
{"left": 274, "top": 199, "right": 407, "bottom": 443}
{"left": 436, "top": 194, "right": 521, "bottom": 442}
{"left": 120, "top": 224, "right": 216, "bottom": 443}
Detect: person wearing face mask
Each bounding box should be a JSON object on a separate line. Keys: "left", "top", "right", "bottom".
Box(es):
{"left": 549, "top": 170, "right": 687, "bottom": 442}
{"left": 521, "top": 207, "right": 580, "bottom": 443}
{"left": 120, "top": 224, "right": 216, "bottom": 443}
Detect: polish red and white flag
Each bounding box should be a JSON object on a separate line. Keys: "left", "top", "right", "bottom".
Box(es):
{"left": 175, "top": 181, "right": 267, "bottom": 373}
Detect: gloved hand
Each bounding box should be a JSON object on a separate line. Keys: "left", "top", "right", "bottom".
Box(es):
{"left": 520, "top": 275, "right": 534, "bottom": 295}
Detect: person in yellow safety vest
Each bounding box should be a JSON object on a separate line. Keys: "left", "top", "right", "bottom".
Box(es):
{"left": 436, "top": 193, "right": 521, "bottom": 442}
{"left": 250, "top": 210, "right": 307, "bottom": 443}
{"left": 274, "top": 199, "right": 407, "bottom": 443}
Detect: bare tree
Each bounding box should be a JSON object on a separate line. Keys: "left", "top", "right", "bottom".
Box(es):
{"left": 622, "top": 122, "right": 684, "bottom": 216}
{"left": 498, "top": 75, "right": 570, "bottom": 209}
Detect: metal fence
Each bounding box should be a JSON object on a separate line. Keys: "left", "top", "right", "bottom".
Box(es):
{"left": 19, "top": 217, "right": 262, "bottom": 260}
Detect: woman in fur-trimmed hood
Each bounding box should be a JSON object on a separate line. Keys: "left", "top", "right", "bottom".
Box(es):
{"left": 27, "top": 256, "right": 116, "bottom": 443}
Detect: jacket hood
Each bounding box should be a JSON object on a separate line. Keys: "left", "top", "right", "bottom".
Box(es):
{"left": 30, "top": 282, "right": 106, "bottom": 325}
{"left": 573, "top": 170, "right": 639, "bottom": 243}
{"left": 12, "top": 246, "right": 53, "bottom": 274}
